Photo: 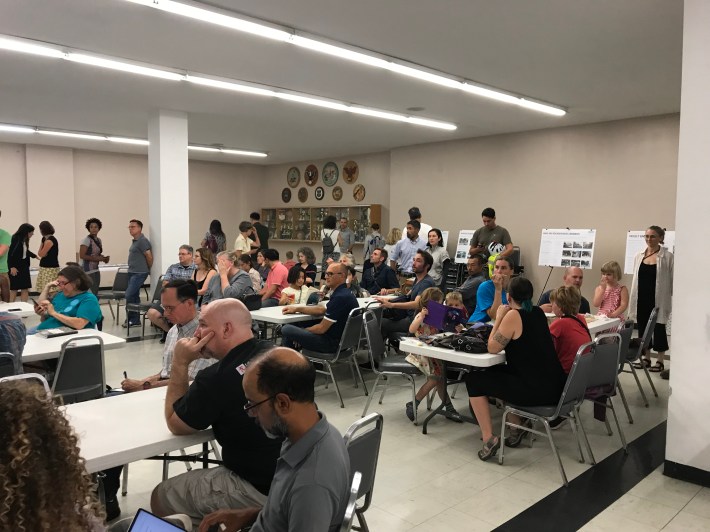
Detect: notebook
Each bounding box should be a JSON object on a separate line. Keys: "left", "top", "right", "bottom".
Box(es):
{"left": 127, "top": 508, "right": 186, "bottom": 531}
{"left": 37, "top": 327, "right": 78, "bottom": 339}
{"left": 423, "top": 301, "right": 468, "bottom": 332}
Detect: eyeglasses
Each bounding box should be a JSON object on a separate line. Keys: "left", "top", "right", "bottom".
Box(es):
{"left": 243, "top": 395, "right": 276, "bottom": 412}
{"left": 56, "top": 279, "right": 71, "bottom": 287}
{"left": 324, "top": 271, "right": 343, "bottom": 277}
{"left": 162, "top": 299, "right": 187, "bottom": 313}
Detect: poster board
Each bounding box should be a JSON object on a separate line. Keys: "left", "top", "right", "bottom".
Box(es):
{"left": 538, "top": 229, "right": 597, "bottom": 269}
{"left": 624, "top": 230, "right": 675, "bottom": 274}
{"left": 454, "top": 230, "right": 476, "bottom": 264}
{"left": 441, "top": 230, "right": 449, "bottom": 249}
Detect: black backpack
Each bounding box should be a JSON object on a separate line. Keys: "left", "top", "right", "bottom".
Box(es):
{"left": 322, "top": 230, "right": 336, "bottom": 254}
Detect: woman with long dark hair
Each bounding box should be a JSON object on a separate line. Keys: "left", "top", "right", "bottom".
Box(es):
{"left": 8, "top": 223, "right": 36, "bottom": 302}
{"left": 425, "top": 228, "right": 450, "bottom": 285}
{"left": 193, "top": 247, "right": 217, "bottom": 307}
{"left": 36, "top": 220, "right": 59, "bottom": 293}
{"left": 320, "top": 215, "right": 343, "bottom": 279}
{"left": 201, "top": 219, "right": 227, "bottom": 254}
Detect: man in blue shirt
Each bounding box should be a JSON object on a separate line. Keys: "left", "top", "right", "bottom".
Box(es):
{"left": 468, "top": 256, "right": 514, "bottom": 323}
{"left": 375, "top": 249, "right": 435, "bottom": 342}
{"left": 361, "top": 248, "right": 399, "bottom": 295}
{"left": 389, "top": 220, "right": 427, "bottom": 275}
{"left": 280, "top": 262, "right": 359, "bottom": 353}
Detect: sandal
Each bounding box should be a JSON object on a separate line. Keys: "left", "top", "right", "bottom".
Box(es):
{"left": 648, "top": 362, "right": 665, "bottom": 373}
{"left": 478, "top": 436, "right": 501, "bottom": 461}
{"left": 632, "top": 358, "right": 651, "bottom": 369}
{"left": 505, "top": 419, "right": 533, "bottom": 448}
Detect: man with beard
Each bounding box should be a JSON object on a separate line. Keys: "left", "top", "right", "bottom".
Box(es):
{"left": 198, "top": 347, "right": 350, "bottom": 532}
{"left": 150, "top": 299, "right": 280, "bottom": 529}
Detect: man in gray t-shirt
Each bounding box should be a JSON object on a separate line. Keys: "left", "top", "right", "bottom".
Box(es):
{"left": 339, "top": 217, "right": 355, "bottom": 254}
{"left": 124, "top": 219, "right": 153, "bottom": 326}
{"left": 468, "top": 207, "right": 513, "bottom": 259}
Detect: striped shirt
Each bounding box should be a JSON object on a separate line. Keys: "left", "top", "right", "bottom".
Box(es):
{"left": 160, "top": 313, "right": 216, "bottom": 379}
{"left": 164, "top": 262, "right": 197, "bottom": 282}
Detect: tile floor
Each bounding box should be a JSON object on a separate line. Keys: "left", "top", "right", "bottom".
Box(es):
{"left": 27, "top": 307, "right": 709, "bottom": 531}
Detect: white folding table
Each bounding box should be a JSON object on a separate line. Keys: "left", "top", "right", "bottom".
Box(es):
{"left": 0, "top": 301, "right": 35, "bottom": 317}
{"left": 22, "top": 329, "right": 126, "bottom": 363}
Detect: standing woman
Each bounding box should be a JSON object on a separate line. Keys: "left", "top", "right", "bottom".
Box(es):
{"left": 36, "top": 220, "right": 60, "bottom": 294}
{"left": 193, "top": 247, "right": 217, "bottom": 307}
{"left": 79, "top": 217, "right": 109, "bottom": 290}
{"left": 320, "top": 215, "right": 343, "bottom": 279}
{"left": 425, "top": 228, "right": 450, "bottom": 285}
{"left": 8, "top": 223, "right": 36, "bottom": 302}
{"left": 201, "top": 219, "right": 227, "bottom": 254}
{"left": 629, "top": 225, "right": 674, "bottom": 375}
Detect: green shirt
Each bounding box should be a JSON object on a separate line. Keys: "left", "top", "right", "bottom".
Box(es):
{"left": 0, "top": 229, "right": 11, "bottom": 274}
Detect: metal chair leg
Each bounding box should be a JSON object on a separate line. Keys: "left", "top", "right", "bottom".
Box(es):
{"left": 121, "top": 464, "right": 128, "bottom": 496}
{"left": 628, "top": 364, "right": 649, "bottom": 407}
{"left": 573, "top": 406, "right": 595, "bottom": 465}
{"left": 408, "top": 375, "right": 419, "bottom": 425}
{"left": 616, "top": 377, "right": 634, "bottom": 423}
{"left": 542, "top": 419, "right": 569, "bottom": 487}
{"left": 351, "top": 357, "right": 368, "bottom": 396}
{"left": 378, "top": 376, "right": 389, "bottom": 404}
{"left": 325, "top": 361, "right": 345, "bottom": 408}
{"left": 608, "top": 398, "right": 628, "bottom": 452}
{"left": 362, "top": 375, "right": 381, "bottom": 417}
{"left": 498, "top": 408, "right": 509, "bottom": 465}
{"left": 642, "top": 364, "right": 659, "bottom": 397}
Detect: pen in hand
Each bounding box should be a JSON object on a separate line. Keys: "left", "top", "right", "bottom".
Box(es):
{"left": 123, "top": 371, "right": 128, "bottom": 380}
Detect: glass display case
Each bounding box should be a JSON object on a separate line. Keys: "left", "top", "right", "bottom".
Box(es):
{"left": 262, "top": 204, "right": 381, "bottom": 243}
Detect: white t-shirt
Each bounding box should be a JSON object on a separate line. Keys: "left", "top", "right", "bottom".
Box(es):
{"left": 401, "top": 222, "right": 432, "bottom": 243}
{"left": 234, "top": 233, "right": 253, "bottom": 254}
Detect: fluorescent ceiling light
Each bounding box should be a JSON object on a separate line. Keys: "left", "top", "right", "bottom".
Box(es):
{"left": 118, "top": 0, "right": 566, "bottom": 116}
{"left": 275, "top": 93, "right": 349, "bottom": 112}
{"left": 66, "top": 53, "right": 184, "bottom": 81}
{"left": 108, "top": 136, "right": 150, "bottom": 145}
{"left": 186, "top": 75, "right": 276, "bottom": 97}
{"left": 37, "top": 129, "right": 107, "bottom": 141}
{"left": 187, "top": 146, "right": 221, "bottom": 152}
{"left": 0, "top": 36, "right": 65, "bottom": 58}
{"left": 0, "top": 124, "right": 35, "bottom": 133}
{"left": 221, "top": 149, "right": 267, "bottom": 158}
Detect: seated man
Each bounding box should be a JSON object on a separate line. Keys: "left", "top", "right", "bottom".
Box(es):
{"left": 201, "top": 251, "right": 255, "bottom": 306}
{"left": 199, "top": 347, "right": 350, "bottom": 532}
{"left": 151, "top": 299, "right": 281, "bottom": 529}
{"left": 361, "top": 247, "right": 399, "bottom": 295}
{"left": 374, "top": 250, "right": 435, "bottom": 342}
{"left": 0, "top": 310, "right": 26, "bottom": 375}
{"left": 280, "top": 262, "right": 358, "bottom": 353}
{"left": 468, "top": 256, "right": 512, "bottom": 323}
{"left": 538, "top": 266, "right": 591, "bottom": 314}
{"left": 259, "top": 249, "right": 289, "bottom": 308}
{"left": 455, "top": 254, "right": 487, "bottom": 315}
{"left": 146, "top": 245, "right": 197, "bottom": 337}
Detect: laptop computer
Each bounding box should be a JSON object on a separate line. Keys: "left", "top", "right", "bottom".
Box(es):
{"left": 127, "top": 508, "right": 186, "bottom": 531}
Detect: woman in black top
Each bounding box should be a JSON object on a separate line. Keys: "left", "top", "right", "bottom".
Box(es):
{"left": 296, "top": 246, "right": 318, "bottom": 287}
{"left": 8, "top": 223, "right": 36, "bottom": 302}
{"left": 466, "top": 277, "right": 566, "bottom": 461}
{"left": 36, "top": 220, "right": 60, "bottom": 293}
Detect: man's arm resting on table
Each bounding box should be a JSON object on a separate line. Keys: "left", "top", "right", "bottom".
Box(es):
{"left": 284, "top": 305, "right": 326, "bottom": 316}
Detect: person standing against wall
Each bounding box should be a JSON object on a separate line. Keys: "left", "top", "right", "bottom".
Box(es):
{"left": 124, "top": 219, "right": 153, "bottom": 327}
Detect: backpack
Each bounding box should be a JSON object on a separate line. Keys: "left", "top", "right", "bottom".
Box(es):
{"left": 369, "top": 234, "right": 385, "bottom": 251}
{"left": 322, "top": 230, "right": 336, "bottom": 254}
{"left": 206, "top": 233, "right": 219, "bottom": 254}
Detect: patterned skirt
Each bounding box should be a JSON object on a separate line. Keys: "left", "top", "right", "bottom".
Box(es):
{"left": 36, "top": 267, "right": 60, "bottom": 293}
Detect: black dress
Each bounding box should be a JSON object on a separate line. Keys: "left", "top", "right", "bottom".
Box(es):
{"left": 635, "top": 261, "right": 669, "bottom": 351}
{"left": 8, "top": 236, "right": 35, "bottom": 290}
{"left": 466, "top": 307, "right": 566, "bottom": 406}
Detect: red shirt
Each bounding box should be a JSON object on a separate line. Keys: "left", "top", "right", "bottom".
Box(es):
{"left": 265, "top": 262, "right": 289, "bottom": 300}
{"left": 549, "top": 314, "right": 591, "bottom": 373}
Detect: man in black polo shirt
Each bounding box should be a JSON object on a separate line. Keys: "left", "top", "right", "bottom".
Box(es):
{"left": 361, "top": 247, "right": 399, "bottom": 295}
{"left": 280, "top": 262, "right": 358, "bottom": 353}
{"left": 151, "top": 299, "right": 280, "bottom": 529}
{"left": 374, "top": 249, "right": 436, "bottom": 343}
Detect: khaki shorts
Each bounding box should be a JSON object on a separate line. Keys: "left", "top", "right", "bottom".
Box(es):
{"left": 155, "top": 466, "right": 267, "bottom": 530}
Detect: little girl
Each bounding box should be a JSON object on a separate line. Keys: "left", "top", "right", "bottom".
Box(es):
{"left": 404, "top": 287, "right": 463, "bottom": 423}
{"left": 446, "top": 291, "right": 469, "bottom": 332}
{"left": 593, "top": 260, "right": 628, "bottom": 319}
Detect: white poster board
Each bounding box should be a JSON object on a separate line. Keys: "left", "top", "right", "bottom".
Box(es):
{"left": 624, "top": 230, "right": 675, "bottom": 274}
{"left": 454, "top": 230, "right": 475, "bottom": 264}
{"left": 538, "top": 229, "right": 597, "bottom": 269}
{"left": 441, "top": 230, "right": 449, "bottom": 249}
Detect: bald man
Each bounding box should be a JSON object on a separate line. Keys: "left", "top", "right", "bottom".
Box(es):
{"left": 151, "top": 299, "right": 281, "bottom": 529}
{"left": 199, "top": 348, "right": 350, "bottom": 532}
{"left": 538, "top": 266, "right": 591, "bottom": 314}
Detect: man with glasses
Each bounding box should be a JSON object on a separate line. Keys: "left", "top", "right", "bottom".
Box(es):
{"left": 199, "top": 347, "right": 350, "bottom": 532}
{"left": 151, "top": 298, "right": 280, "bottom": 529}
{"left": 124, "top": 219, "right": 153, "bottom": 327}
{"left": 146, "top": 245, "right": 196, "bottom": 338}
{"left": 101, "top": 279, "right": 214, "bottom": 520}
{"left": 280, "top": 262, "right": 358, "bottom": 353}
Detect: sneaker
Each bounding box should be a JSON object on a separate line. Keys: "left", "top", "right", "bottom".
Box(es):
{"left": 443, "top": 402, "right": 463, "bottom": 423}
{"left": 105, "top": 498, "right": 121, "bottom": 521}
{"left": 549, "top": 416, "right": 567, "bottom": 430}
{"left": 405, "top": 401, "right": 415, "bottom": 422}
{"left": 121, "top": 321, "right": 140, "bottom": 328}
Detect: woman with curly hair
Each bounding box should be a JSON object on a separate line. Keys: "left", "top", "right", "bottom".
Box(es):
{"left": 36, "top": 220, "right": 60, "bottom": 294}
{"left": 0, "top": 380, "right": 105, "bottom": 531}
{"left": 296, "top": 246, "right": 317, "bottom": 287}
{"left": 79, "top": 217, "right": 110, "bottom": 290}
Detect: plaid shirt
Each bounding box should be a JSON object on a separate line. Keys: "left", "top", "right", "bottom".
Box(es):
{"left": 0, "top": 312, "right": 27, "bottom": 374}
{"left": 159, "top": 313, "right": 215, "bottom": 379}
{"left": 164, "top": 262, "right": 197, "bottom": 282}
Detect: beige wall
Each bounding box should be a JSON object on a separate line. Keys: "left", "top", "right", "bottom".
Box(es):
{"left": 389, "top": 114, "right": 679, "bottom": 303}
{"left": 1, "top": 114, "right": 679, "bottom": 302}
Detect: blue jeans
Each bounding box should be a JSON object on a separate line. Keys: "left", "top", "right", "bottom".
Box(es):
{"left": 261, "top": 298, "right": 279, "bottom": 308}
{"left": 281, "top": 324, "right": 338, "bottom": 353}
{"left": 126, "top": 272, "right": 149, "bottom": 324}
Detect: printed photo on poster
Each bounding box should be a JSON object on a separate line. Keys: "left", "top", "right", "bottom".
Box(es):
{"left": 455, "top": 230, "right": 476, "bottom": 264}
{"left": 538, "top": 229, "right": 597, "bottom": 268}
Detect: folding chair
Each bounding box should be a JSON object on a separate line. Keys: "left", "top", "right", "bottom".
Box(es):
{"left": 97, "top": 267, "right": 129, "bottom": 324}
{"left": 343, "top": 413, "right": 384, "bottom": 532}
{"left": 0, "top": 372, "right": 51, "bottom": 395}
{"left": 51, "top": 335, "right": 105, "bottom": 404}
{"left": 619, "top": 308, "right": 659, "bottom": 407}
{"left": 582, "top": 333, "right": 628, "bottom": 464}
{"left": 0, "top": 352, "right": 17, "bottom": 377}
{"left": 302, "top": 307, "right": 368, "bottom": 408}
{"left": 340, "top": 472, "right": 362, "bottom": 532}
{"left": 615, "top": 319, "right": 635, "bottom": 423}
{"left": 360, "top": 310, "right": 423, "bottom": 423}
{"left": 499, "top": 342, "right": 596, "bottom": 487}
{"left": 125, "top": 275, "right": 164, "bottom": 337}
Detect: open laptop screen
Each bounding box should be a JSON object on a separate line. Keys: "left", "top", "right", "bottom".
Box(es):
{"left": 127, "top": 508, "right": 185, "bottom": 532}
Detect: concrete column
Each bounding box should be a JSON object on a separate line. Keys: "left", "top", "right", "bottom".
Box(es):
{"left": 148, "top": 110, "right": 189, "bottom": 283}
{"left": 665, "top": 0, "right": 710, "bottom": 482}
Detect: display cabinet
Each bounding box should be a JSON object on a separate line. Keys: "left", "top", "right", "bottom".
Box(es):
{"left": 262, "top": 204, "right": 381, "bottom": 243}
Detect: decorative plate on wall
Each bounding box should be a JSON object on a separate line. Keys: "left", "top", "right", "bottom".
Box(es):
{"left": 343, "top": 160, "right": 359, "bottom": 184}
{"left": 287, "top": 166, "right": 300, "bottom": 188}
{"left": 315, "top": 186, "right": 325, "bottom": 201}
{"left": 353, "top": 184, "right": 366, "bottom": 202}
{"left": 298, "top": 187, "right": 308, "bottom": 202}
{"left": 281, "top": 188, "right": 292, "bottom": 203}
{"left": 332, "top": 186, "right": 343, "bottom": 201}
{"left": 322, "top": 162, "right": 339, "bottom": 186}
{"left": 305, "top": 164, "right": 318, "bottom": 186}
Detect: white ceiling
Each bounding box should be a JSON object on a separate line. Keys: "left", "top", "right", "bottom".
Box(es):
{"left": 0, "top": 0, "right": 683, "bottom": 164}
